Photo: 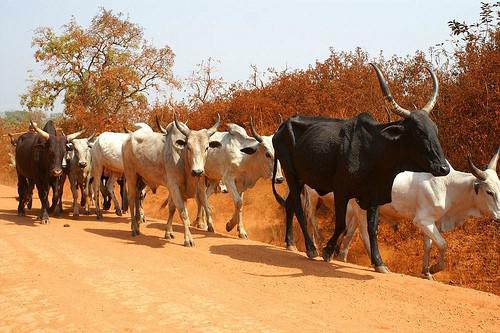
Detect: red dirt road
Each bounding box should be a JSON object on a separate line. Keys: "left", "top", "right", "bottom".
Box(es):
{"left": 0, "top": 184, "right": 499, "bottom": 332}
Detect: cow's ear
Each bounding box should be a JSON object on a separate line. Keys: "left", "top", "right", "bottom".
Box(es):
{"left": 380, "top": 125, "right": 405, "bottom": 141}
{"left": 209, "top": 141, "right": 221, "bottom": 149}
{"left": 87, "top": 142, "right": 94, "bottom": 148}
{"left": 473, "top": 181, "right": 481, "bottom": 195}
{"left": 240, "top": 145, "right": 258, "bottom": 155}
{"left": 175, "top": 139, "right": 186, "bottom": 148}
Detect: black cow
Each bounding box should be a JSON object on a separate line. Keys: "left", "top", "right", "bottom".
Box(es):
{"left": 272, "top": 63, "right": 450, "bottom": 272}
{"left": 15, "top": 120, "right": 83, "bottom": 223}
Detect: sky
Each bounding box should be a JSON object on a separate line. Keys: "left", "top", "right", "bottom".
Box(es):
{"left": 0, "top": 0, "right": 481, "bottom": 113}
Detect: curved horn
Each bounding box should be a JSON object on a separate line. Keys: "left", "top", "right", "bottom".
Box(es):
{"left": 206, "top": 113, "right": 221, "bottom": 137}
{"left": 278, "top": 113, "right": 284, "bottom": 124}
{"left": 468, "top": 155, "right": 487, "bottom": 181}
{"left": 249, "top": 116, "right": 263, "bottom": 143}
{"left": 487, "top": 146, "right": 499, "bottom": 171}
{"left": 87, "top": 131, "right": 96, "bottom": 141}
{"left": 66, "top": 129, "right": 85, "bottom": 142}
{"left": 370, "top": 63, "right": 411, "bottom": 118}
{"left": 30, "top": 120, "right": 50, "bottom": 140}
{"left": 156, "top": 115, "right": 168, "bottom": 134}
{"left": 383, "top": 106, "right": 392, "bottom": 122}
{"left": 421, "top": 67, "right": 439, "bottom": 114}
{"left": 174, "top": 113, "right": 191, "bottom": 137}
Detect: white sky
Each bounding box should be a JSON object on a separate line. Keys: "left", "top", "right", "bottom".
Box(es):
{"left": 0, "top": 0, "right": 481, "bottom": 112}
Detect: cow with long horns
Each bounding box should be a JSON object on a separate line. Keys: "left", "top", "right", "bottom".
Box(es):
{"left": 170, "top": 117, "right": 284, "bottom": 238}
{"left": 15, "top": 120, "right": 84, "bottom": 223}
{"left": 122, "top": 114, "right": 221, "bottom": 246}
{"left": 272, "top": 63, "right": 450, "bottom": 272}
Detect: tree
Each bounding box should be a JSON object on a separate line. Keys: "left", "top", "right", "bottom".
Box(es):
{"left": 21, "top": 8, "right": 179, "bottom": 131}
{"left": 186, "top": 57, "right": 225, "bottom": 108}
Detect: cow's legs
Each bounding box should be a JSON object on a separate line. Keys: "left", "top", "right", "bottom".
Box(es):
{"left": 225, "top": 179, "right": 247, "bottom": 239}
{"left": 84, "top": 178, "right": 91, "bottom": 215}
{"left": 55, "top": 174, "right": 65, "bottom": 215}
{"left": 302, "top": 188, "right": 321, "bottom": 247}
{"left": 92, "top": 167, "right": 104, "bottom": 220}
{"left": 125, "top": 172, "right": 139, "bottom": 236}
{"left": 17, "top": 176, "right": 28, "bottom": 216}
{"left": 284, "top": 193, "right": 297, "bottom": 251}
{"left": 323, "top": 195, "right": 348, "bottom": 262}
{"left": 366, "top": 205, "right": 389, "bottom": 273}
{"left": 168, "top": 183, "right": 194, "bottom": 247}
{"left": 35, "top": 180, "right": 50, "bottom": 224}
{"left": 422, "top": 236, "right": 434, "bottom": 280}
{"left": 196, "top": 181, "right": 215, "bottom": 233}
{"left": 337, "top": 209, "right": 363, "bottom": 262}
{"left": 106, "top": 173, "right": 122, "bottom": 216}
{"left": 71, "top": 178, "right": 80, "bottom": 217}
{"left": 416, "top": 220, "right": 447, "bottom": 278}
{"left": 290, "top": 184, "right": 317, "bottom": 259}
{"left": 120, "top": 178, "right": 129, "bottom": 213}
{"left": 165, "top": 197, "right": 176, "bottom": 239}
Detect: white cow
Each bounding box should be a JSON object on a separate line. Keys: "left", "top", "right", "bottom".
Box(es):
{"left": 90, "top": 123, "right": 150, "bottom": 219}
{"left": 122, "top": 115, "right": 221, "bottom": 246}
{"left": 66, "top": 133, "right": 95, "bottom": 216}
{"left": 190, "top": 117, "right": 284, "bottom": 239}
{"left": 304, "top": 149, "right": 500, "bottom": 279}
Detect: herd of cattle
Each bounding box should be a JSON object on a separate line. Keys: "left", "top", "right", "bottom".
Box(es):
{"left": 9, "top": 63, "right": 499, "bottom": 279}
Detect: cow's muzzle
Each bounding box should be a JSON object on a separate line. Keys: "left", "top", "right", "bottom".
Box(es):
{"left": 191, "top": 169, "right": 204, "bottom": 177}
{"left": 431, "top": 163, "right": 450, "bottom": 177}
{"left": 79, "top": 161, "right": 87, "bottom": 168}
{"left": 52, "top": 169, "right": 63, "bottom": 177}
{"left": 275, "top": 176, "right": 284, "bottom": 184}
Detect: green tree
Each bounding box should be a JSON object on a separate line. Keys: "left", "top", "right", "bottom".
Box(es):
{"left": 21, "top": 8, "right": 179, "bottom": 131}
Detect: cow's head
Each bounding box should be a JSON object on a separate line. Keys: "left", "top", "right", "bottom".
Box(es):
{"left": 242, "top": 116, "right": 284, "bottom": 183}
{"left": 469, "top": 148, "right": 500, "bottom": 220}
{"left": 31, "top": 120, "right": 84, "bottom": 177}
{"left": 371, "top": 63, "right": 449, "bottom": 177}
{"left": 173, "top": 114, "right": 221, "bottom": 177}
{"left": 70, "top": 133, "right": 95, "bottom": 169}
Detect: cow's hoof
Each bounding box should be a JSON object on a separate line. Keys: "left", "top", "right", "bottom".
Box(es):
{"left": 307, "top": 248, "right": 319, "bottom": 259}
{"left": 336, "top": 252, "right": 348, "bottom": 263}
{"left": 421, "top": 272, "right": 434, "bottom": 280}
{"left": 131, "top": 230, "right": 140, "bottom": 237}
{"left": 225, "top": 222, "right": 235, "bottom": 232}
{"left": 238, "top": 232, "right": 248, "bottom": 239}
{"left": 184, "top": 240, "right": 194, "bottom": 247}
{"left": 96, "top": 215, "right": 103, "bottom": 221}
{"left": 18, "top": 211, "right": 26, "bottom": 217}
{"left": 375, "top": 265, "right": 390, "bottom": 273}
{"left": 73, "top": 213, "right": 80, "bottom": 219}
{"left": 429, "top": 263, "right": 444, "bottom": 274}
{"left": 115, "top": 209, "right": 122, "bottom": 216}
{"left": 322, "top": 248, "right": 333, "bottom": 262}
{"left": 207, "top": 224, "right": 215, "bottom": 233}
{"left": 286, "top": 245, "right": 298, "bottom": 252}
{"left": 41, "top": 219, "right": 49, "bottom": 225}
{"left": 164, "top": 232, "right": 174, "bottom": 240}
{"left": 84, "top": 210, "right": 90, "bottom": 216}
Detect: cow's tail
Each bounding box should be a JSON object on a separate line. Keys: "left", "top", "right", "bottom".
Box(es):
{"left": 272, "top": 154, "right": 286, "bottom": 207}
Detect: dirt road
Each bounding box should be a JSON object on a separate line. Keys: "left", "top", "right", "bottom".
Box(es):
{"left": 0, "top": 184, "right": 499, "bottom": 332}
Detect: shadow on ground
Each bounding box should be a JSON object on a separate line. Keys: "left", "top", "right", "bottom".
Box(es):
{"left": 210, "top": 243, "right": 374, "bottom": 281}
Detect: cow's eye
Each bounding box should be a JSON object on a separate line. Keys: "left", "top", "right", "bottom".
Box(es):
{"left": 486, "top": 190, "right": 494, "bottom": 197}
{"left": 265, "top": 152, "right": 272, "bottom": 159}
